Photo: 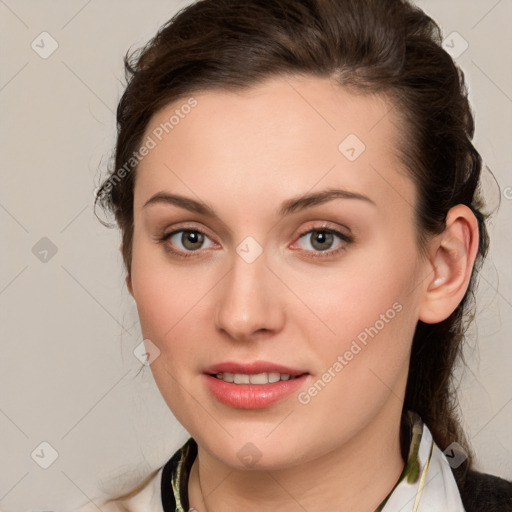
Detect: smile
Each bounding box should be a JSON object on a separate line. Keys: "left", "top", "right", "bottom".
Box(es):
{"left": 211, "top": 372, "right": 300, "bottom": 384}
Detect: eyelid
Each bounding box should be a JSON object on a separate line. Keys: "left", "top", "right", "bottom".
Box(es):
{"left": 160, "top": 222, "right": 215, "bottom": 240}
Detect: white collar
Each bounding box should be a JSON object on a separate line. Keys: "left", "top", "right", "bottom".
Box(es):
{"left": 380, "top": 415, "right": 466, "bottom": 511}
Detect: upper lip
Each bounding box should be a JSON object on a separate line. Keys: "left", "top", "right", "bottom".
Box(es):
{"left": 203, "top": 361, "right": 308, "bottom": 376}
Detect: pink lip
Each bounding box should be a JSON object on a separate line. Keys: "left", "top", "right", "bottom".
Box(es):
{"left": 202, "top": 360, "right": 310, "bottom": 409}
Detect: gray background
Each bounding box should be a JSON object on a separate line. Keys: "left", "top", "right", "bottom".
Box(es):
{"left": 0, "top": 0, "right": 511, "bottom": 510}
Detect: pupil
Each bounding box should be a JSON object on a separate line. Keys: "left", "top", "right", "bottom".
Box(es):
{"left": 312, "top": 231, "right": 333, "bottom": 251}
{"left": 183, "top": 231, "right": 204, "bottom": 250}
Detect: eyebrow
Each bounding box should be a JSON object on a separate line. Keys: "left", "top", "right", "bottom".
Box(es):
{"left": 142, "top": 188, "right": 376, "bottom": 217}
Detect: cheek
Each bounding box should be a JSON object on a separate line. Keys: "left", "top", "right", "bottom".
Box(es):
{"left": 129, "top": 248, "right": 208, "bottom": 417}
{"left": 290, "top": 239, "right": 420, "bottom": 394}
{"left": 288, "top": 245, "right": 415, "bottom": 345}
{"left": 291, "top": 270, "right": 416, "bottom": 444}
{"left": 129, "top": 239, "right": 221, "bottom": 386}
{"left": 130, "top": 241, "right": 194, "bottom": 348}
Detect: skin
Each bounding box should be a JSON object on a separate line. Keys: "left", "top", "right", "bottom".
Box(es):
{"left": 125, "top": 75, "right": 479, "bottom": 512}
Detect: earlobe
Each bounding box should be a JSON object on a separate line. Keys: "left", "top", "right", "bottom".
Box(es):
{"left": 418, "top": 205, "right": 479, "bottom": 324}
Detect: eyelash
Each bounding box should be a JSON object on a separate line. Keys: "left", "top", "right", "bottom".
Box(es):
{"left": 157, "top": 225, "right": 353, "bottom": 260}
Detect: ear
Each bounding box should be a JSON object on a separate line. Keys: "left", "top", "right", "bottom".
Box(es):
{"left": 418, "top": 204, "right": 480, "bottom": 324}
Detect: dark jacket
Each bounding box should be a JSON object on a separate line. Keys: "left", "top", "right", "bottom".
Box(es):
{"left": 455, "top": 467, "right": 512, "bottom": 511}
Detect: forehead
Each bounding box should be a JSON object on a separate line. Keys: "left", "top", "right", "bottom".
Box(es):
{"left": 134, "top": 75, "right": 415, "bottom": 215}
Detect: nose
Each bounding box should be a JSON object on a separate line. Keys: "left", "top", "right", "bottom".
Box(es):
{"left": 214, "top": 248, "right": 286, "bottom": 342}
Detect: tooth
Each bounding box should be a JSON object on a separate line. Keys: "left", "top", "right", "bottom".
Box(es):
{"left": 217, "top": 372, "right": 297, "bottom": 384}
{"left": 234, "top": 374, "right": 250, "bottom": 384}
{"left": 249, "top": 373, "right": 269, "bottom": 384}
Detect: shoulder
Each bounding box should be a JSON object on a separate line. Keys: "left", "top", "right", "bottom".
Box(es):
{"left": 457, "top": 468, "right": 512, "bottom": 512}
{"left": 71, "top": 438, "right": 196, "bottom": 512}
{"left": 72, "top": 466, "right": 164, "bottom": 512}
{"left": 73, "top": 500, "right": 130, "bottom": 512}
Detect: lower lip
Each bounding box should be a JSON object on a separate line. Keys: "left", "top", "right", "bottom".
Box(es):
{"left": 204, "top": 374, "right": 308, "bottom": 409}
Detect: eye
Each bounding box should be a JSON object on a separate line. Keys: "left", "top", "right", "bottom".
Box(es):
{"left": 160, "top": 228, "right": 216, "bottom": 257}
{"left": 293, "top": 227, "right": 352, "bottom": 257}
{"left": 158, "top": 225, "right": 352, "bottom": 259}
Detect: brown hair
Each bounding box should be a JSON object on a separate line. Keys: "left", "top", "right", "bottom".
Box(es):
{"left": 95, "top": 0, "right": 496, "bottom": 489}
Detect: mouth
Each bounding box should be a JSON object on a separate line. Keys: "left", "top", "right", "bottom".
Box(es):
{"left": 208, "top": 371, "right": 306, "bottom": 385}
{"left": 202, "top": 361, "right": 310, "bottom": 409}
{"left": 203, "top": 360, "right": 308, "bottom": 382}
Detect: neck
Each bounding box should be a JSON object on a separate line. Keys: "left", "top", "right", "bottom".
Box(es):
{"left": 188, "top": 401, "right": 407, "bottom": 512}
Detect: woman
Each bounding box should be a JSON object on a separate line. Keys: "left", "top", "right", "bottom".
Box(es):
{"left": 81, "top": 0, "right": 512, "bottom": 510}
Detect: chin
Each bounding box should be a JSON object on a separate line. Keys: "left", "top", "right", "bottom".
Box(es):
{"left": 194, "top": 427, "right": 316, "bottom": 471}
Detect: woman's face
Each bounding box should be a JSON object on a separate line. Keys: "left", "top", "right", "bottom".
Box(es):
{"left": 128, "top": 75, "right": 431, "bottom": 469}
